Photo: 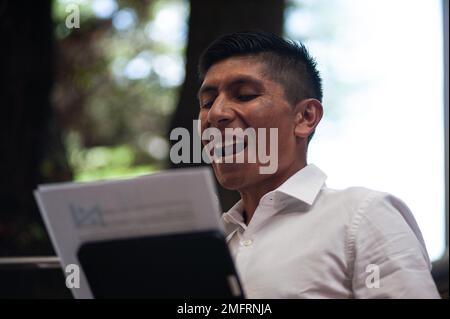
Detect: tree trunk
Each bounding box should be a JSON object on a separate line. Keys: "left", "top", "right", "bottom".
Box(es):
{"left": 0, "top": 0, "right": 72, "bottom": 256}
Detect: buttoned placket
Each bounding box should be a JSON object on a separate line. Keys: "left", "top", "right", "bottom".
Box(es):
{"left": 232, "top": 192, "right": 279, "bottom": 284}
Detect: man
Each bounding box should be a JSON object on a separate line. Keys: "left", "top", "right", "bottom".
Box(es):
{"left": 197, "top": 31, "right": 440, "bottom": 298}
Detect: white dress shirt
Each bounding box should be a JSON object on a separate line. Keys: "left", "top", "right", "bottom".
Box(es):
{"left": 222, "top": 164, "right": 440, "bottom": 298}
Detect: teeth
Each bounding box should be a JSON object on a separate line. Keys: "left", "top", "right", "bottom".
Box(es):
{"left": 214, "top": 138, "right": 245, "bottom": 149}
{"left": 214, "top": 141, "right": 246, "bottom": 157}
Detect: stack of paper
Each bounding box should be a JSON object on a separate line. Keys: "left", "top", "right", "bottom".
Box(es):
{"left": 34, "top": 167, "right": 224, "bottom": 298}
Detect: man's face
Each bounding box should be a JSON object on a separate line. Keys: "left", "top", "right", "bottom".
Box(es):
{"left": 198, "top": 56, "right": 301, "bottom": 191}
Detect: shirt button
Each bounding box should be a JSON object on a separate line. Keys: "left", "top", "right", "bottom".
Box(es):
{"left": 241, "top": 239, "right": 253, "bottom": 247}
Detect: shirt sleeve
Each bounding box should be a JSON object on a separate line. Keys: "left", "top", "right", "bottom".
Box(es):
{"left": 350, "top": 192, "right": 440, "bottom": 299}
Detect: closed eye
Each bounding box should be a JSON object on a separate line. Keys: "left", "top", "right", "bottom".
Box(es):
{"left": 236, "top": 94, "right": 259, "bottom": 102}
{"left": 200, "top": 99, "right": 214, "bottom": 109}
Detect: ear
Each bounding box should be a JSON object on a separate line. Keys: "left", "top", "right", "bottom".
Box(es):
{"left": 293, "top": 98, "right": 323, "bottom": 139}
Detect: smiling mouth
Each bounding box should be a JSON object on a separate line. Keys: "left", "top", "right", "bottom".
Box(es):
{"left": 213, "top": 139, "right": 248, "bottom": 159}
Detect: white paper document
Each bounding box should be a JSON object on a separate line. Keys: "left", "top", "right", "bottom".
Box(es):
{"left": 34, "top": 167, "right": 224, "bottom": 299}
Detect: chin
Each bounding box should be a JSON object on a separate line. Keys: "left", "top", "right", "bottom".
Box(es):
{"left": 211, "top": 164, "right": 244, "bottom": 190}
{"left": 215, "top": 173, "right": 244, "bottom": 190}
{"left": 213, "top": 162, "right": 261, "bottom": 191}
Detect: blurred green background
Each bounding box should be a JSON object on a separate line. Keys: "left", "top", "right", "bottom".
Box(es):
{"left": 52, "top": 0, "right": 187, "bottom": 182}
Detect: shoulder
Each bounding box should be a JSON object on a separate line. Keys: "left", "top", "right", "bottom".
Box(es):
{"left": 321, "top": 186, "right": 415, "bottom": 226}
{"left": 320, "top": 186, "right": 430, "bottom": 264}
{"left": 318, "top": 186, "right": 389, "bottom": 223}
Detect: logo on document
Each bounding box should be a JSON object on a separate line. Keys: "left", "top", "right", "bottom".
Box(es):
{"left": 70, "top": 203, "right": 105, "bottom": 228}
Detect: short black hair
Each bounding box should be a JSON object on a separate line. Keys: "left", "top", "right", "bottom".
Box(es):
{"left": 198, "top": 31, "right": 323, "bottom": 104}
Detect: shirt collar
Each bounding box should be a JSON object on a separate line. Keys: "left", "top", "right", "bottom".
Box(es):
{"left": 275, "top": 163, "right": 327, "bottom": 205}
{"left": 221, "top": 164, "right": 327, "bottom": 232}
{"left": 222, "top": 200, "right": 246, "bottom": 239}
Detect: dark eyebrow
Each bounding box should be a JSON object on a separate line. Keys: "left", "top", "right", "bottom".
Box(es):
{"left": 197, "top": 75, "right": 264, "bottom": 101}
{"left": 227, "top": 75, "right": 264, "bottom": 91}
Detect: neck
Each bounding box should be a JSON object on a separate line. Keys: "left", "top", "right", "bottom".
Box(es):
{"left": 239, "top": 160, "right": 306, "bottom": 224}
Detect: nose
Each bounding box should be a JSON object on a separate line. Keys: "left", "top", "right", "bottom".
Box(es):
{"left": 207, "top": 96, "right": 234, "bottom": 129}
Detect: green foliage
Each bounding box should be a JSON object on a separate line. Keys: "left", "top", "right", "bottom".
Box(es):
{"left": 66, "top": 132, "right": 160, "bottom": 181}
{"left": 75, "top": 163, "right": 159, "bottom": 181}
{"left": 52, "top": 0, "right": 189, "bottom": 181}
